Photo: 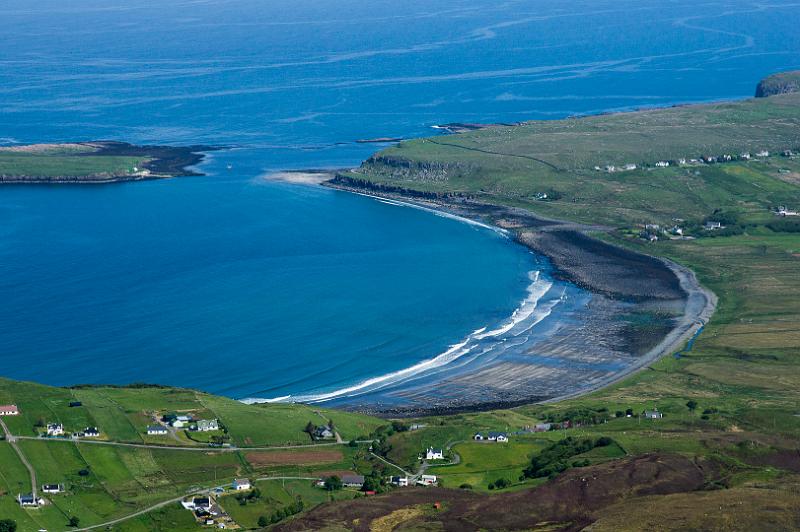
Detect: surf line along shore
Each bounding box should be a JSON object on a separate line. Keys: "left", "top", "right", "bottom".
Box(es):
{"left": 257, "top": 170, "right": 717, "bottom": 417}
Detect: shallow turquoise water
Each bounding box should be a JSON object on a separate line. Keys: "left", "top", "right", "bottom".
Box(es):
{"left": 1, "top": 0, "right": 798, "bottom": 402}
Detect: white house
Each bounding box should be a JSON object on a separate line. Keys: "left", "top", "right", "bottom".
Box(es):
{"left": 417, "top": 475, "right": 437, "bottom": 486}
{"left": 756, "top": 150, "right": 769, "bottom": 157}
{"left": 740, "top": 152, "right": 751, "bottom": 160}
{"left": 704, "top": 221, "right": 722, "bottom": 230}
{"left": 391, "top": 476, "right": 409, "bottom": 487}
{"left": 46, "top": 423, "right": 64, "bottom": 436}
{"left": 487, "top": 432, "right": 508, "bottom": 442}
{"left": 776, "top": 206, "right": 798, "bottom": 216}
{"left": 623, "top": 163, "right": 637, "bottom": 171}
{"left": 83, "top": 427, "right": 101, "bottom": 438}
{"left": 172, "top": 419, "right": 187, "bottom": 429}
{"left": 655, "top": 161, "right": 670, "bottom": 167}
{"left": 232, "top": 478, "right": 251, "bottom": 491}
{"left": 194, "top": 419, "right": 220, "bottom": 432}
{"left": 182, "top": 497, "right": 212, "bottom": 512}
{"left": 42, "top": 484, "right": 63, "bottom": 494}
{"left": 475, "top": 431, "right": 509, "bottom": 442}
{"left": 643, "top": 409, "right": 663, "bottom": 419}
{"left": 147, "top": 425, "right": 168, "bottom": 435}
{"left": 425, "top": 447, "right": 444, "bottom": 460}
{"left": 17, "top": 494, "right": 43, "bottom": 507}
{"left": 0, "top": 404, "right": 19, "bottom": 416}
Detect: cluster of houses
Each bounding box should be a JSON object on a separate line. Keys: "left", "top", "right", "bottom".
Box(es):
{"left": 597, "top": 148, "right": 794, "bottom": 174}
{"left": 389, "top": 474, "right": 438, "bottom": 487}
{"left": 147, "top": 413, "right": 220, "bottom": 436}
{"left": 16, "top": 484, "right": 64, "bottom": 508}
{"left": 181, "top": 479, "right": 250, "bottom": 528}
{"left": 473, "top": 431, "right": 508, "bottom": 442}
{"left": 775, "top": 205, "right": 798, "bottom": 217}
{"left": 41, "top": 422, "right": 101, "bottom": 439}
{"left": 639, "top": 218, "right": 726, "bottom": 242}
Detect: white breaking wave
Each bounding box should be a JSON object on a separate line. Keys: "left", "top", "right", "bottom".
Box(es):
{"left": 474, "top": 271, "right": 552, "bottom": 339}
{"left": 243, "top": 269, "right": 563, "bottom": 405}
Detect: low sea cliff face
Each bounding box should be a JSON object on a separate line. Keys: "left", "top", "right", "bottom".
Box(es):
{"left": 755, "top": 70, "right": 800, "bottom": 98}
{"left": 360, "top": 154, "right": 477, "bottom": 182}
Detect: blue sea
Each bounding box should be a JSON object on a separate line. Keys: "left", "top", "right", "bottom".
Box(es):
{"left": 1, "top": 0, "right": 798, "bottom": 404}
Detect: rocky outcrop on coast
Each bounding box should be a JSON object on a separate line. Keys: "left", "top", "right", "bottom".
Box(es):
{"left": 755, "top": 70, "right": 800, "bottom": 98}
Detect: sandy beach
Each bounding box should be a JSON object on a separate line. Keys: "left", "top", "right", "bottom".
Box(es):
{"left": 261, "top": 170, "right": 336, "bottom": 185}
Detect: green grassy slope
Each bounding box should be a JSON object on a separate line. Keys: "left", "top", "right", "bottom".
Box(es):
{"left": 327, "top": 82, "right": 800, "bottom": 526}
{"left": 348, "top": 92, "right": 800, "bottom": 227}
{"left": 0, "top": 379, "right": 384, "bottom": 531}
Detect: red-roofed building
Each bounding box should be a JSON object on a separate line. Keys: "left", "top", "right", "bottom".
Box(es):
{"left": 0, "top": 405, "right": 19, "bottom": 416}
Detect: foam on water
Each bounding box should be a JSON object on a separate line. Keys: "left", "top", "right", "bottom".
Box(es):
{"left": 243, "top": 268, "right": 561, "bottom": 405}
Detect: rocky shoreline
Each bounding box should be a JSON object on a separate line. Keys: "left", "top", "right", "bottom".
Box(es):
{"left": 319, "top": 174, "right": 717, "bottom": 417}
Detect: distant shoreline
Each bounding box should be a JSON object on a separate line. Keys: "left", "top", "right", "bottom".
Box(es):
{"left": 0, "top": 141, "right": 219, "bottom": 184}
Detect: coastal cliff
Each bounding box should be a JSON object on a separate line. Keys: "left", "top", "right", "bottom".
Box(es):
{"left": 755, "top": 70, "right": 800, "bottom": 97}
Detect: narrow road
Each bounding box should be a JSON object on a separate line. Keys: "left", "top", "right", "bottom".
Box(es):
{"left": 10, "top": 434, "right": 374, "bottom": 452}
{"left": 0, "top": 417, "right": 38, "bottom": 499}
{"left": 74, "top": 476, "right": 325, "bottom": 531}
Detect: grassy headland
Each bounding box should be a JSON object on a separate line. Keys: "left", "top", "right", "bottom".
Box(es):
{"left": 0, "top": 141, "right": 215, "bottom": 183}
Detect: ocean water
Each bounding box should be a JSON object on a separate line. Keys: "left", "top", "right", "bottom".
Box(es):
{"left": 1, "top": 0, "right": 799, "bottom": 403}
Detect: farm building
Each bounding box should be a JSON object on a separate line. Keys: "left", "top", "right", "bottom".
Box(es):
{"left": 341, "top": 475, "right": 365, "bottom": 488}
{"left": 232, "top": 478, "right": 251, "bottom": 491}
{"left": 147, "top": 425, "right": 168, "bottom": 435}
{"left": 69, "top": 401, "right": 82, "bottom": 408}
{"left": 42, "top": 484, "right": 63, "bottom": 494}
{"left": 0, "top": 404, "right": 19, "bottom": 416}
{"left": 417, "top": 475, "right": 438, "bottom": 486}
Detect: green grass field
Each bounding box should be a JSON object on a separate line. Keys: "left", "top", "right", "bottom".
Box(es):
{"left": 0, "top": 378, "right": 383, "bottom": 531}
{"left": 0, "top": 151, "right": 148, "bottom": 178}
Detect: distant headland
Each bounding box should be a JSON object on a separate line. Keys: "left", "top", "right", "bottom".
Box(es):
{"left": 0, "top": 141, "right": 218, "bottom": 184}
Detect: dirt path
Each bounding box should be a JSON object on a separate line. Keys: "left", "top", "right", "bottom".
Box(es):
{"left": 370, "top": 452, "right": 412, "bottom": 477}
{"left": 0, "top": 417, "right": 37, "bottom": 499}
